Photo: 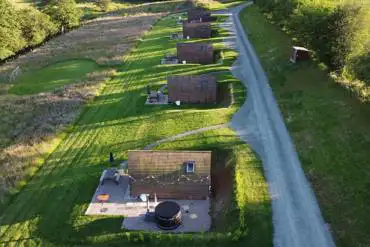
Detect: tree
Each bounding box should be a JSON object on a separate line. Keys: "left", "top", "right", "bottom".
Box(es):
{"left": 44, "top": 0, "right": 82, "bottom": 31}
{"left": 18, "top": 7, "right": 57, "bottom": 46}
{"left": 0, "top": 0, "right": 25, "bottom": 59}
{"left": 96, "top": 0, "right": 112, "bottom": 12}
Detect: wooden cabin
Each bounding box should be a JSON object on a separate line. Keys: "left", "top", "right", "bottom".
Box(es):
{"left": 128, "top": 150, "right": 211, "bottom": 200}
{"left": 167, "top": 75, "right": 217, "bottom": 104}
{"left": 177, "top": 43, "right": 214, "bottom": 64}
{"left": 187, "top": 8, "right": 216, "bottom": 22}
{"left": 183, "top": 21, "right": 212, "bottom": 39}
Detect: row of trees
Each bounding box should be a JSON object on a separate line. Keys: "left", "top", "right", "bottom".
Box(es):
{"left": 0, "top": 0, "right": 82, "bottom": 60}
{"left": 255, "top": 0, "right": 370, "bottom": 83}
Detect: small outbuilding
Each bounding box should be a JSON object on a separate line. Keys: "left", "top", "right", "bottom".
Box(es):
{"left": 183, "top": 21, "right": 212, "bottom": 39}
{"left": 187, "top": 8, "right": 216, "bottom": 22}
{"left": 290, "top": 46, "right": 310, "bottom": 63}
{"left": 177, "top": 43, "right": 214, "bottom": 64}
{"left": 128, "top": 150, "right": 211, "bottom": 200}
{"left": 167, "top": 75, "right": 217, "bottom": 104}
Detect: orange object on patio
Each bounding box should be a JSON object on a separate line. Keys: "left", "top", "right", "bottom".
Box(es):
{"left": 97, "top": 193, "right": 110, "bottom": 203}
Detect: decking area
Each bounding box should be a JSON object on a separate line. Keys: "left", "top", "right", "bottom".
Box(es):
{"left": 85, "top": 170, "right": 211, "bottom": 232}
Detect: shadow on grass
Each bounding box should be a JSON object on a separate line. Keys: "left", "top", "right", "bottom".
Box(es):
{"left": 30, "top": 144, "right": 271, "bottom": 247}
{"left": 0, "top": 13, "right": 272, "bottom": 247}
{"left": 74, "top": 72, "right": 243, "bottom": 126}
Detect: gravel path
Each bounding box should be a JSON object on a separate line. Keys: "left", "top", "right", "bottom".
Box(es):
{"left": 225, "top": 3, "right": 336, "bottom": 247}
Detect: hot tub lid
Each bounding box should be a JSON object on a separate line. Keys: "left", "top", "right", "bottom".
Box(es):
{"left": 155, "top": 201, "right": 181, "bottom": 219}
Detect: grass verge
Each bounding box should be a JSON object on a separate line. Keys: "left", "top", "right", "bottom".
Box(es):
{"left": 0, "top": 13, "right": 272, "bottom": 246}
{"left": 240, "top": 6, "right": 370, "bottom": 247}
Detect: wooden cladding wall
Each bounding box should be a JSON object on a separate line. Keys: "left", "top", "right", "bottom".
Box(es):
{"left": 131, "top": 184, "right": 209, "bottom": 200}
{"left": 183, "top": 22, "right": 212, "bottom": 39}
{"left": 128, "top": 150, "right": 211, "bottom": 178}
{"left": 128, "top": 150, "right": 211, "bottom": 199}
{"left": 177, "top": 43, "right": 214, "bottom": 64}
{"left": 187, "top": 8, "right": 216, "bottom": 22}
{"left": 168, "top": 75, "right": 217, "bottom": 104}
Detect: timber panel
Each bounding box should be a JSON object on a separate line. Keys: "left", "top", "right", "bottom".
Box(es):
{"left": 183, "top": 22, "right": 212, "bottom": 39}
{"left": 167, "top": 75, "right": 217, "bottom": 104}
{"left": 187, "top": 8, "right": 215, "bottom": 22}
{"left": 129, "top": 150, "right": 211, "bottom": 178}
{"left": 177, "top": 43, "right": 214, "bottom": 64}
{"left": 131, "top": 184, "right": 209, "bottom": 200}
{"left": 128, "top": 150, "right": 211, "bottom": 199}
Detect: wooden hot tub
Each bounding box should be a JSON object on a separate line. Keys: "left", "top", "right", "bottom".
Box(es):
{"left": 155, "top": 201, "right": 182, "bottom": 230}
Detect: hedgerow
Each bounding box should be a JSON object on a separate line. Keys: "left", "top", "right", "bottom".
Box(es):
{"left": 0, "top": 0, "right": 81, "bottom": 60}
{"left": 255, "top": 0, "right": 370, "bottom": 84}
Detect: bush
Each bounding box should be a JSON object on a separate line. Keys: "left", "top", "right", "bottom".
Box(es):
{"left": 96, "top": 0, "right": 112, "bottom": 12}
{"left": 44, "top": 0, "right": 82, "bottom": 31}
{"left": 347, "top": 52, "right": 370, "bottom": 83}
{"left": 185, "top": 0, "right": 221, "bottom": 10}
{"left": 289, "top": 4, "right": 335, "bottom": 67}
{"left": 0, "top": 0, "right": 25, "bottom": 59}
{"left": 255, "top": 0, "right": 370, "bottom": 82}
{"left": 18, "top": 8, "right": 57, "bottom": 46}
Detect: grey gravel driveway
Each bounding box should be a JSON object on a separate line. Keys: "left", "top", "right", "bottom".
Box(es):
{"left": 224, "top": 3, "right": 336, "bottom": 247}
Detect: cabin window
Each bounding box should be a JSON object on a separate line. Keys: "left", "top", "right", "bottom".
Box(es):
{"left": 186, "top": 161, "right": 195, "bottom": 173}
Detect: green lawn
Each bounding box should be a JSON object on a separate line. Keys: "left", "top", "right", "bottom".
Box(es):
{"left": 9, "top": 60, "right": 100, "bottom": 95}
{"left": 0, "top": 14, "right": 272, "bottom": 246}
{"left": 240, "top": 6, "right": 370, "bottom": 247}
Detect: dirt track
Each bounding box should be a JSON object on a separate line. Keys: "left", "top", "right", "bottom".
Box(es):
{"left": 226, "top": 3, "right": 336, "bottom": 247}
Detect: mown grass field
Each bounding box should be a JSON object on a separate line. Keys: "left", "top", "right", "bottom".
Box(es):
{"left": 0, "top": 13, "right": 272, "bottom": 246}
{"left": 240, "top": 6, "right": 370, "bottom": 247}
{"left": 0, "top": 12, "right": 161, "bottom": 201}
{"left": 0, "top": 13, "right": 162, "bottom": 77}
{"left": 9, "top": 60, "right": 100, "bottom": 95}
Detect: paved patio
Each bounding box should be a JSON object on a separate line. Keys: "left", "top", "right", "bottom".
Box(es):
{"left": 85, "top": 170, "right": 211, "bottom": 232}
{"left": 122, "top": 199, "right": 211, "bottom": 233}
{"left": 85, "top": 172, "right": 135, "bottom": 215}
{"left": 145, "top": 94, "right": 168, "bottom": 105}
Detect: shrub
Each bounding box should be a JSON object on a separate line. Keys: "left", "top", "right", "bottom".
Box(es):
{"left": 39, "top": 0, "right": 53, "bottom": 7}
{"left": 347, "top": 52, "right": 370, "bottom": 83}
{"left": 327, "top": 5, "right": 364, "bottom": 70}
{"left": 18, "top": 7, "right": 58, "bottom": 46}
{"left": 44, "top": 0, "right": 82, "bottom": 31}
{"left": 289, "top": 4, "right": 335, "bottom": 67}
{"left": 96, "top": 0, "right": 112, "bottom": 12}
{"left": 0, "top": 0, "right": 25, "bottom": 59}
{"left": 185, "top": 0, "right": 221, "bottom": 10}
{"left": 272, "top": 0, "right": 298, "bottom": 24}
{"left": 255, "top": 0, "right": 370, "bottom": 82}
